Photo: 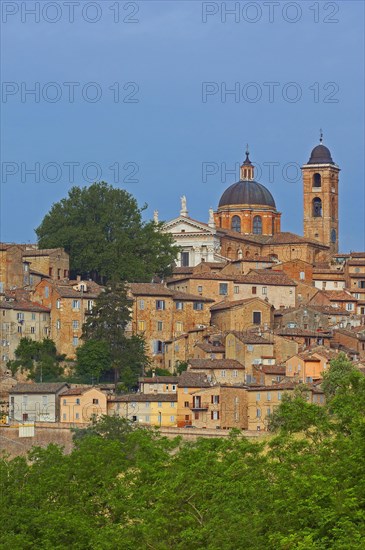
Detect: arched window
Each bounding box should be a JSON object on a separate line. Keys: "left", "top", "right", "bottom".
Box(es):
{"left": 313, "top": 173, "right": 321, "bottom": 187}
{"left": 253, "top": 215, "right": 262, "bottom": 234}
{"left": 231, "top": 216, "right": 241, "bottom": 233}
{"left": 312, "top": 198, "right": 322, "bottom": 217}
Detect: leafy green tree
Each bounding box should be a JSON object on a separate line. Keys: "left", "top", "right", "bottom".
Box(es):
{"left": 8, "top": 338, "right": 65, "bottom": 382}
{"left": 82, "top": 283, "right": 149, "bottom": 388}
{"left": 75, "top": 339, "right": 111, "bottom": 383}
{"left": 144, "top": 367, "right": 172, "bottom": 377}
{"left": 35, "top": 181, "right": 178, "bottom": 283}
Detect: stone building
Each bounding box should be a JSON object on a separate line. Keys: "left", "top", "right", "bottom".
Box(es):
{"left": 188, "top": 385, "right": 248, "bottom": 430}
{"left": 32, "top": 278, "right": 102, "bottom": 359}
{"left": 108, "top": 393, "right": 178, "bottom": 427}
{"left": 187, "top": 358, "right": 246, "bottom": 384}
{"left": 9, "top": 382, "right": 69, "bottom": 422}
{"left": 210, "top": 297, "right": 274, "bottom": 332}
{"left": 176, "top": 371, "right": 212, "bottom": 427}
{"left": 0, "top": 244, "right": 69, "bottom": 292}
{"left": 60, "top": 386, "right": 107, "bottom": 423}
{"left": 0, "top": 295, "right": 50, "bottom": 370}
{"left": 128, "top": 283, "right": 214, "bottom": 368}
{"left": 224, "top": 331, "right": 274, "bottom": 379}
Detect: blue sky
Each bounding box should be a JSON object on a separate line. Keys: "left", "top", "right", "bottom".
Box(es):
{"left": 1, "top": 0, "right": 364, "bottom": 251}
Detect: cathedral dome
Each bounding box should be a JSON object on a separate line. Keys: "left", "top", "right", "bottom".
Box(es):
{"left": 218, "top": 179, "right": 276, "bottom": 209}
{"left": 308, "top": 144, "right": 334, "bottom": 165}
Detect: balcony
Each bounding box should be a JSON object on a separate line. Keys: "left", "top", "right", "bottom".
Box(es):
{"left": 190, "top": 400, "right": 209, "bottom": 411}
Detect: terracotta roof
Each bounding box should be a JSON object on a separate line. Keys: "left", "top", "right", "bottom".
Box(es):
{"left": 168, "top": 273, "right": 237, "bottom": 283}
{"left": 172, "top": 267, "right": 194, "bottom": 275}
{"left": 266, "top": 232, "right": 329, "bottom": 248}
{"left": 188, "top": 359, "right": 244, "bottom": 370}
{"left": 195, "top": 341, "right": 225, "bottom": 353}
{"left": 0, "top": 299, "right": 50, "bottom": 313}
{"left": 235, "top": 269, "right": 296, "bottom": 287}
{"left": 231, "top": 256, "right": 275, "bottom": 263}
{"left": 178, "top": 371, "right": 212, "bottom": 388}
{"left": 54, "top": 282, "right": 102, "bottom": 299}
{"left": 111, "top": 393, "right": 177, "bottom": 403}
{"left": 138, "top": 376, "right": 179, "bottom": 384}
{"left": 324, "top": 290, "right": 357, "bottom": 302}
{"left": 211, "top": 297, "right": 271, "bottom": 311}
{"left": 22, "top": 248, "right": 66, "bottom": 257}
{"left": 10, "top": 383, "right": 69, "bottom": 394}
{"left": 308, "top": 305, "right": 350, "bottom": 316}
{"left": 61, "top": 386, "right": 100, "bottom": 396}
{"left": 276, "top": 328, "right": 331, "bottom": 338}
{"left": 349, "top": 252, "right": 365, "bottom": 259}
{"left": 246, "top": 382, "right": 296, "bottom": 391}
{"left": 228, "top": 330, "right": 273, "bottom": 345}
{"left": 260, "top": 365, "right": 286, "bottom": 375}
{"left": 129, "top": 283, "right": 213, "bottom": 302}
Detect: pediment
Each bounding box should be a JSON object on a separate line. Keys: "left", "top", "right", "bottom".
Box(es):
{"left": 163, "top": 216, "right": 216, "bottom": 235}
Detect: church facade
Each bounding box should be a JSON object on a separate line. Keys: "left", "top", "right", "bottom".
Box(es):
{"left": 163, "top": 139, "right": 339, "bottom": 266}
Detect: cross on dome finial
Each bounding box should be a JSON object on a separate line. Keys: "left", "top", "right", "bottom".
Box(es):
{"left": 319, "top": 129, "right": 323, "bottom": 143}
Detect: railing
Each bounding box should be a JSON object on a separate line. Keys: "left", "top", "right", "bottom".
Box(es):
{"left": 190, "top": 401, "right": 209, "bottom": 411}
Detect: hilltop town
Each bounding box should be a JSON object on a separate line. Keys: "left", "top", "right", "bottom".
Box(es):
{"left": 1, "top": 139, "right": 364, "bottom": 435}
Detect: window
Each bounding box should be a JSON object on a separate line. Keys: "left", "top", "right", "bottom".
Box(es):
{"left": 181, "top": 252, "right": 190, "bottom": 267}
{"left": 31, "top": 313, "right": 36, "bottom": 320}
{"left": 170, "top": 415, "right": 175, "bottom": 422}
{"left": 72, "top": 320, "right": 79, "bottom": 329}
{"left": 63, "top": 413, "right": 66, "bottom": 420}
{"left": 247, "top": 344, "right": 253, "bottom": 352}
{"left": 211, "top": 395, "right": 220, "bottom": 404}
{"left": 267, "top": 407, "right": 271, "bottom": 417}
{"left": 256, "top": 393, "right": 261, "bottom": 401}
{"left": 253, "top": 311, "right": 261, "bottom": 325}
{"left": 313, "top": 197, "right": 322, "bottom": 217}
{"left": 75, "top": 412, "right": 80, "bottom": 420}
{"left": 231, "top": 216, "right": 241, "bottom": 233}
{"left": 156, "top": 300, "right": 165, "bottom": 310}
{"left": 278, "top": 392, "right": 282, "bottom": 400}
{"left": 56, "top": 299, "right": 61, "bottom": 309}
{"left": 256, "top": 408, "right": 261, "bottom": 418}
{"left": 219, "top": 283, "right": 228, "bottom": 295}
{"left": 170, "top": 402, "right": 175, "bottom": 408}
{"left": 267, "top": 392, "right": 271, "bottom": 401}
{"left": 139, "top": 299, "right": 145, "bottom": 310}
{"left": 175, "top": 301, "right": 184, "bottom": 310}
{"left": 138, "top": 320, "right": 146, "bottom": 331}
{"left": 184, "top": 387, "right": 188, "bottom": 394}
{"left": 87, "top": 300, "right": 93, "bottom": 312}
{"left": 262, "top": 287, "right": 267, "bottom": 295}
{"left": 72, "top": 299, "right": 80, "bottom": 309}
{"left": 42, "top": 395, "right": 48, "bottom": 406}
{"left": 17, "top": 312, "right": 24, "bottom": 321}
{"left": 233, "top": 370, "right": 238, "bottom": 377}
{"left": 359, "top": 281, "right": 365, "bottom": 289}
{"left": 153, "top": 340, "right": 164, "bottom": 354}
{"left": 184, "top": 401, "right": 190, "bottom": 407}
{"left": 234, "top": 285, "right": 239, "bottom": 294}
{"left": 145, "top": 415, "right": 150, "bottom": 422}
{"left": 193, "top": 302, "right": 204, "bottom": 311}
{"left": 145, "top": 402, "right": 150, "bottom": 408}
{"left": 44, "top": 286, "right": 49, "bottom": 298}
{"left": 157, "top": 321, "right": 163, "bottom": 331}
{"left": 172, "top": 385, "right": 176, "bottom": 391}
{"left": 346, "top": 303, "right": 354, "bottom": 311}
{"left": 92, "top": 398, "right": 99, "bottom": 405}
{"left": 76, "top": 398, "right": 80, "bottom": 405}
{"left": 72, "top": 336, "right": 79, "bottom": 346}
{"left": 17, "top": 326, "right": 22, "bottom": 334}
{"left": 221, "top": 370, "right": 226, "bottom": 378}
{"left": 197, "top": 286, "right": 203, "bottom": 293}
{"left": 313, "top": 173, "right": 321, "bottom": 187}
{"left": 211, "top": 411, "right": 219, "bottom": 420}
{"left": 252, "top": 286, "right": 257, "bottom": 295}
{"left": 56, "top": 320, "right": 61, "bottom": 330}
{"left": 253, "top": 216, "right": 262, "bottom": 234}
{"left": 175, "top": 321, "right": 183, "bottom": 333}
{"left": 300, "top": 271, "right": 305, "bottom": 280}
{"left": 23, "top": 395, "right": 28, "bottom": 408}
{"left": 30, "top": 327, "right": 35, "bottom": 334}
{"left": 63, "top": 399, "right": 66, "bottom": 405}
{"left": 158, "top": 402, "right": 162, "bottom": 407}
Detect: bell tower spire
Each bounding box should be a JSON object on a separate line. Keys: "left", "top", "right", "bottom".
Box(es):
{"left": 240, "top": 144, "right": 254, "bottom": 180}
{"left": 302, "top": 135, "right": 340, "bottom": 254}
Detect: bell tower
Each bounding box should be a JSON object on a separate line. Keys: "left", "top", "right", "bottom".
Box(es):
{"left": 302, "top": 133, "right": 340, "bottom": 254}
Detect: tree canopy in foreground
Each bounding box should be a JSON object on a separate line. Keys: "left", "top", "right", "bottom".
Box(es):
{"left": 1, "top": 354, "right": 364, "bottom": 549}
{"left": 36, "top": 182, "right": 178, "bottom": 283}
